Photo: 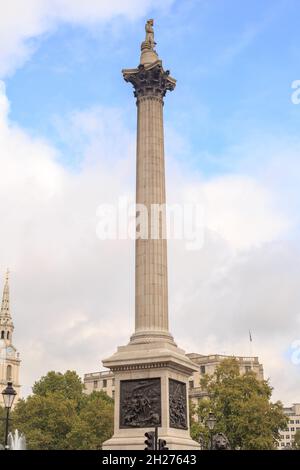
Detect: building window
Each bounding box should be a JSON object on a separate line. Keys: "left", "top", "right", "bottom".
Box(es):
{"left": 103, "top": 379, "right": 107, "bottom": 388}
{"left": 112, "top": 391, "right": 115, "bottom": 399}
{"left": 296, "top": 420, "right": 299, "bottom": 424}
{"left": 200, "top": 366, "right": 206, "bottom": 374}
{"left": 189, "top": 381, "right": 194, "bottom": 389}
{"left": 286, "top": 435, "right": 290, "bottom": 440}
{"left": 291, "top": 427, "right": 295, "bottom": 432}
{"left": 290, "top": 420, "right": 294, "bottom": 424}
{"left": 7, "top": 331, "right": 9, "bottom": 340}
{"left": 93, "top": 381, "right": 98, "bottom": 389}
{"left": 1, "top": 331, "right": 4, "bottom": 339}
{"left": 245, "top": 365, "right": 251, "bottom": 373}
{"left": 6, "top": 365, "right": 12, "bottom": 381}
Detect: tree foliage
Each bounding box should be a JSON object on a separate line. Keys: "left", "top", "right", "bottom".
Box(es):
{"left": 9, "top": 370, "right": 114, "bottom": 450}
{"left": 292, "top": 430, "right": 300, "bottom": 450}
{"left": 191, "top": 358, "right": 288, "bottom": 450}
{"left": 0, "top": 406, "right": 6, "bottom": 448}
{"left": 32, "top": 370, "right": 84, "bottom": 401}
{"left": 66, "top": 391, "right": 114, "bottom": 450}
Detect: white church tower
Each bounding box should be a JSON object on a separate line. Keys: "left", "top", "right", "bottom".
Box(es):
{"left": 0, "top": 271, "right": 21, "bottom": 406}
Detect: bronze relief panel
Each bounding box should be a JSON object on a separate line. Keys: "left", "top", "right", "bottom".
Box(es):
{"left": 120, "top": 378, "right": 161, "bottom": 428}
{"left": 169, "top": 378, "right": 188, "bottom": 430}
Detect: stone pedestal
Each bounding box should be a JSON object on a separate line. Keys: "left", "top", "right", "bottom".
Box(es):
{"left": 102, "top": 21, "right": 199, "bottom": 450}
{"left": 102, "top": 341, "right": 199, "bottom": 450}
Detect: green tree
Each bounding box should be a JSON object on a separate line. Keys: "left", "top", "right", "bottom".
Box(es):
{"left": 10, "top": 371, "right": 114, "bottom": 450}
{"left": 66, "top": 391, "right": 114, "bottom": 450}
{"left": 13, "top": 393, "right": 78, "bottom": 449}
{"left": 192, "top": 358, "right": 288, "bottom": 450}
{"left": 0, "top": 405, "right": 6, "bottom": 448}
{"left": 292, "top": 430, "right": 300, "bottom": 450}
{"left": 32, "top": 370, "right": 84, "bottom": 401}
{"left": 190, "top": 397, "right": 211, "bottom": 449}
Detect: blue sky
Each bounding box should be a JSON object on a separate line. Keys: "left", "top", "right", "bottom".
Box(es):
{"left": 0, "top": 0, "right": 300, "bottom": 402}
{"left": 5, "top": 0, "right": 300, "bottom": 174}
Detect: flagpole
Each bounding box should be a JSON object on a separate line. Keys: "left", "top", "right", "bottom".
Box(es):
{"left": 249, "top": 330, "right": 253, "bottom": 358}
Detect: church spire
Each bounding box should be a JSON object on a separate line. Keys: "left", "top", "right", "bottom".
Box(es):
{"left": 0, "top": 269, "right": 14, "bottom": 341}
{"left": 0, "top": 269, "right": 20, "bottom": 405}
{"left": 1, "top": 269, "right": 11, "bottom": 319}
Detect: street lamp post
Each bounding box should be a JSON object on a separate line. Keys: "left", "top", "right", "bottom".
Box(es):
{"left": 2, "top": 381, "right": 17, "bottom": 450}
{"left": 206, "top": 411, "right": 217, "bottom": 450}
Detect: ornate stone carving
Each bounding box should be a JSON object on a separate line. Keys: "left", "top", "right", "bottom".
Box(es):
{"left": 112, "top": 362, "right": 169, "bottom": 372}
{"left": 169, "top": 379, "right": 187, "bottom": 430}
{"left": 123, "top": 63, "right": 176, "bottom": 100}
{"left": 120, "top": 378, "right": 161, "bottom": 428}
{"left": 212, "top": 433, "right": 231, "bottom": 450}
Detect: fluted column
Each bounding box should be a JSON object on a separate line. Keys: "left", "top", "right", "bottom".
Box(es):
{"left": 135, "top": 94, "right": 168, "bottom": 336}
{"left": 122, "top": 61, "right": 176, "bottom": 343}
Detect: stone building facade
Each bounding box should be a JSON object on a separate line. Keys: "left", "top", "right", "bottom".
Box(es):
{"left": 186, "top": 353, "right": 264, "bottom": 405}
{"left": 84, "top": 353, "right": 264, "bottom": 405}
{"left": 277, "top": 403, "right": 300, "bottom": 449}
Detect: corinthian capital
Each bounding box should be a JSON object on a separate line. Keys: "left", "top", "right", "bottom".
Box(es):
{"left": 122, "top": 61, "right": 176, "bottom": 101}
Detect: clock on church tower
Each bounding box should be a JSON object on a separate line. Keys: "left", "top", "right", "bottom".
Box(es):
{"left": 0, "top": 270, "right": 21, "bottom": 408}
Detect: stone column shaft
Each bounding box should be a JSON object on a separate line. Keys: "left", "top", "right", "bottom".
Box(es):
{"left": 122, "top": 61, "right": 176, "bottom": 344}
{"left": 135, "top": 95, "right": 169, "bottom": 335}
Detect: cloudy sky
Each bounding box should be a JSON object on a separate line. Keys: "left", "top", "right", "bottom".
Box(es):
{"left": 0, "top": 0, "right": 300, "bottom": 403}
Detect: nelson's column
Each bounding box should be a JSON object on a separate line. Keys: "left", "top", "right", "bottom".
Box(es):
{"left": 102, "top": 20, "right": 199, "bottom": 450}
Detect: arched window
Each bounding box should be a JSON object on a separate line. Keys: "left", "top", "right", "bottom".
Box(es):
{"left": 6, "top": 365, "right": 12, "bottom": 381}
{"left": 7, "top": 331, "right": 9, "bottom": 340}
{"left": 1, "top": 331, "right": 4, "bottom": 339}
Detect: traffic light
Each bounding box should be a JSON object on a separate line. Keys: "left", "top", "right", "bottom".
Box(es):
{"left": 158, "top": 439, "right": 169, "bottom": 450}
{"left": 144, "top": 431, "right": 155, "bottom": 450}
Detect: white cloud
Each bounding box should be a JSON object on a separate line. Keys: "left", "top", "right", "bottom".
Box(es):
{"left": 0, "top": 0, "right": 174, "bottom": 76}
{"left": 0, "top": 80, "right": 136, "bottom": 394}
{"left": 179, "top": 176, "right": 290, "bottom": 251}
{"left": 50, "top": 0, "right": 172, "bottom": 23}
{"left": 0, "top": 81, "right": 299, "bottom": 404}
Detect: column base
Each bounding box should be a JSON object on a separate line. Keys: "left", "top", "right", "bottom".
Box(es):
{"left": 129, "top": 330, "right": 176, "bottom": 346}
{"left": 102, "top": 434, "right": 200, "bottom": 450}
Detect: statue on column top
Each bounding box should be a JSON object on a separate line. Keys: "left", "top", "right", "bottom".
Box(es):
{"left": 143, "top": 19, "right": 156, "bottom": 51}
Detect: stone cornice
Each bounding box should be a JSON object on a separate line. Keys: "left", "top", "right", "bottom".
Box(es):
{"left": 107, "top": 360, "right": 196, "bottom": 376}
{"left": 122, "top": 60, "right": 176, "bottom": 101}
{"left": 110, "top": 362, "right": 169, "bottom": 372}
